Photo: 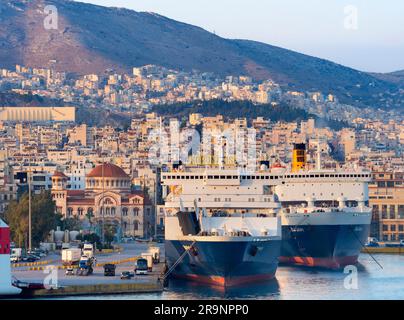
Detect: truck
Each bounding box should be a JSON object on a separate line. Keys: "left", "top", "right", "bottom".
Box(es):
{"left": 10, "top": 248, "right": 23, "bottom": 263}
{"left": 135, "top": 258, "right": 149, "bottom": 275}
{"left": 82, "top": 243, "right": 94, "bottom": 258}
{"left": 141, "top": 253, "right": 153, "bottom": 272}
{"left": 61, "top": 248, "right": 82, "bottom": 266}
{"left": 366, "top": 237, "right": 379, "bottom": 247}
{"left": 149, "top": 247, "right": 160, "bottom": 264}
{"left": 104, "top": 264, "right": 116, "bottom": 276}
{"left": 61, "top": 243, "right": 70, "bottom": 250}
{"left": 76, "top": 256, "right": 95, "bottom": 276}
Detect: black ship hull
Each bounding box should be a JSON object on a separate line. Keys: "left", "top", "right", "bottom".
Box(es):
{"left": 280, "top": 223, "right": 371, "bottom": 268}
{"left": 165, "top": 238, "right": 281, "bottom": 287}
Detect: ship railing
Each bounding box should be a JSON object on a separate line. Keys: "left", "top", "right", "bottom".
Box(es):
{"left": 287, "top": 206, "right": 370, "bottom": 214}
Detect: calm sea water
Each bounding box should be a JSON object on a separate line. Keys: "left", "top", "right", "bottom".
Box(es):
{"left": 58, "top": 254, "right": 404, "bottom": 300}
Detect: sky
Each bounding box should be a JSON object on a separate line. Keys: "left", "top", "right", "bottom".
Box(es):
{"left": 78, "top": 0, "right": 404, "bottom": 73}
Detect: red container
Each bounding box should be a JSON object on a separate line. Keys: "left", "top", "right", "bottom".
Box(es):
{"left": 0, "top": 226, "right": 10, "bottom": 254}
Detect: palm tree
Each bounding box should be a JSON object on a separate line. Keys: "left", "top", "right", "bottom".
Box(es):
{"left": 85, "top": 209, "right": 94, "bottom": 232}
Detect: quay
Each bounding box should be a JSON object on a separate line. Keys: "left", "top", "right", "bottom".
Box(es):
{"left": 11, "top": 243, "right": 165, "bottom": 298}
{"left": 361, "top": 246, "right": 404, "bottom": 254}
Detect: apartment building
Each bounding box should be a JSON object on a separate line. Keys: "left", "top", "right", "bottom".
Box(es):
{"left": 369, "top": 171, "right": 404, "bottom": 241}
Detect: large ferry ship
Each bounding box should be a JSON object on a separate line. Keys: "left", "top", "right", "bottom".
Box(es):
{"left": 0, "top": 219, "right": 21, "bottom": 296}
{"left": 161, "top": 168, "right": 282, "bottom": 287}
{"left": 276, "top": 144, "right": 372, "bottom": 268}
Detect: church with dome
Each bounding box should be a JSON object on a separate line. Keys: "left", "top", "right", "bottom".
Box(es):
{"left": 51, "top": 163, "right": 154, "bottom": 238}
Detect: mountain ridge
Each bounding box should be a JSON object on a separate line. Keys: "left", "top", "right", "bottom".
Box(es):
{"left": 0, "top": 0, "right": 402, "bottom": 108}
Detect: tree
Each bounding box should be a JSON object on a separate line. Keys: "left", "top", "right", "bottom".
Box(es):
{"left": 103, "top": 222, "right": 117, "bottom": 248}
{"left": 85, "top": 209, "right": 94, "bottom": 231}
{"left": 59, "top": 216, "right": 82, "bottom": 231}
{"left": 5, "top": 191, "right": 58, "bottom": 248}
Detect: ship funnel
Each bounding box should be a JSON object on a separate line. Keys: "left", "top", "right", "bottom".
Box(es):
{"left": 292, "top": 143, "right": 306, "bottom": 173}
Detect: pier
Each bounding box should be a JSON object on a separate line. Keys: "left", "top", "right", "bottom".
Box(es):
{"left": 11, "top": 243, "right": 165, "bottom": 298}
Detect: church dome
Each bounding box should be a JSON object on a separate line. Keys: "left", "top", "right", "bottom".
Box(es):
{"left": 85, "top": 163, "right": 131, "bottom": 193}
{"left": 87, "top": 163, "right": 129, "bottom": 178}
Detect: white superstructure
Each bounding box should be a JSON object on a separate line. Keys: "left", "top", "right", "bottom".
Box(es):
{"left": 161, "top": 165, "right": 373, "bottom": 229}
{"left": 161, "top": 168, "right": 282, "bottom": 240}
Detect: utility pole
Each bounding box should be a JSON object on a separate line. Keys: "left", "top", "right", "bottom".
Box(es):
{"left": 28, "top": 155, "right": 32, "bottom": 252}
{"left": 101, "top": 157, "right": 105, "bottom": 245}
{"left": 154, "top": 177, "right": 157, "bottom": 239}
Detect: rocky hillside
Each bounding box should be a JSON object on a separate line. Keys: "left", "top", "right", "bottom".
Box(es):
{"left": 0, "top": 0, "right": 402, "bottom": 108}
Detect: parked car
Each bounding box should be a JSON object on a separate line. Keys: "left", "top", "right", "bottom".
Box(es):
{"left": 120, "top": 271, "right": 134, "bottom": 280}
{"left": 22, "top": 255, "right": 38, "bottom": 262}
{"left": 65, "top": 268, "right": 75, "bottom": 276}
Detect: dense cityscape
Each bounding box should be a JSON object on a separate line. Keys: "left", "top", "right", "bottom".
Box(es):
{"left": 0, "top": 63, "right": 404, "bottom": 244}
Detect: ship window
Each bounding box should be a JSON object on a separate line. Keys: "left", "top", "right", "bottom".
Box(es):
{"left": 214, "top": 176, "right": 219, "bottom": 179}
{"left": 220, "top": 176, "right": 226, "bottom": 179}
{"left": 227, "top": 176, "right": 232, "bottom": 179}
{"left": 208, "top": 175, "right": 213, "bottom": 179}
{"left": 233, "top": 176, "right": 238, "bottom": 179}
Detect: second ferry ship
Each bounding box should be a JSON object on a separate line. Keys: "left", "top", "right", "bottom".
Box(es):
{"left": 276, "top": 144, "right": 372, "bottom": 268}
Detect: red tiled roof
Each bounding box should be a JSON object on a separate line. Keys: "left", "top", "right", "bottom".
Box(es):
{"left": 87, "top": 163, "right": 129, "bottom": 178}
{"left": 67, "top": 190, "right": 85, "bottom": 198}
{"left": 53, "top": 171, "right": 68, "bottom": 178}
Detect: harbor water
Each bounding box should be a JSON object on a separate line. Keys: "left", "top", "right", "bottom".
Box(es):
{"left": 56, "top": 253, "right": 404, "bottom": 300}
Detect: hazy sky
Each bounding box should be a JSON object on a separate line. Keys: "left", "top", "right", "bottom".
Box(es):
{"left": 78, "top": 0, "right": 404, "bottom": 73}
